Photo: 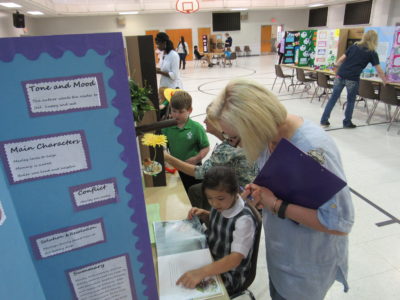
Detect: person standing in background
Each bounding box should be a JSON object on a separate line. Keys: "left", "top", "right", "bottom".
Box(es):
{"left": 176, "top": 36, "right": 189, "bottom": 70}
{"left": 277, "top": 36, "right": 285, "bottom": 64}
{"left": 155, "top": 32, "right": 182, "bottom": 89}
{"left": 225, "top": 33, "right": 232, "bottom": 49}
{"left": 320, "top": 30, "right": 387, "bottom": 128}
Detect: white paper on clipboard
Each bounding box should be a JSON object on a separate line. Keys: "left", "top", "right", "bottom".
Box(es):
{"left": 0, "top": 199, "right": 6, "bottom": 226}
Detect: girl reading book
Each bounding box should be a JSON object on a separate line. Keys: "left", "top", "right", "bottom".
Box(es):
{"left": 176, "top": 166, "right": 256, "bottom": 295}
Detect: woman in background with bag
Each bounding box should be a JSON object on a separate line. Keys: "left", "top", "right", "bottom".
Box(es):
{"left": 177, "top": 36, "right": 189, "bottom": 70}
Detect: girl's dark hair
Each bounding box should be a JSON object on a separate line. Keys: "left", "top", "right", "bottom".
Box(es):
{"left": 201, "top": 166, "right": 238, "bottom": 196}
{"left": 180, "top": 36, "right": 186, "bottom": 53}
{"left": 155, "top": 32, "right": 174, "bottom": 54}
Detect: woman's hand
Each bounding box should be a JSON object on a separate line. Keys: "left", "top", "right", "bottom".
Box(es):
{"left": 176, "top": 269, "right": 205, "bottom": 289}
{"left": 246, "top": 183, "right": 278, "bottom": 211}
{"left": 188, "top": 207, "right": 209, "bottom": 220}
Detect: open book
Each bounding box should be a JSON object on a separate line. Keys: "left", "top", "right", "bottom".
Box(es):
{"left": 154, "top": 218, "right": 224, "bottom": 300}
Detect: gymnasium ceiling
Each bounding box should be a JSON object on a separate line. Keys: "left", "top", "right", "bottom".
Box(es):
{"left": 0, "top": 0, "right": 361, "bottom": 17}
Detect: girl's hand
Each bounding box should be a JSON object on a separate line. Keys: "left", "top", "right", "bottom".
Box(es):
{"left": 247, "top": 183, "right": 277, "bottom": 211}
{"left": 185, "top": 156, "right": 198, "bottom": 165}
{"left": 187, "top": 207, "right": 208, "bottom": 220}
{"left": 163, "top": 151, "right": 171, "bottom": 162}
{"left": 176, "top": 269, "right": 205, "bottom": 289}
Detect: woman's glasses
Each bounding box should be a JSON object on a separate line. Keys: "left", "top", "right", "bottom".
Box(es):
{"left": 222, "top": 132, "right": 240, "bottom": 147}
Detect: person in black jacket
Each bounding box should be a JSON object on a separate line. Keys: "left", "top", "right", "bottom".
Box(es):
{"left": 225, "top": 33, "right": 232, "bottom": 49}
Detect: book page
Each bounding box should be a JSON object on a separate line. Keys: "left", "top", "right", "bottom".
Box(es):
{"left": 154, "top": 218, "right": 207, "bottom": 257}
{"left": 158, "top": 249, "right": 222, "bottom": 300}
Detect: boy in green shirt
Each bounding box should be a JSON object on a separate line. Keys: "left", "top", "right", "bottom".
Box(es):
{"left": 162, "top": 91, "right": 210, "bottom": 192}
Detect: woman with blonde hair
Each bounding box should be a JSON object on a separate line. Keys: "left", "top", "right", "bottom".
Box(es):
{"left": 209, "top": 78, "right": 354, "bottom": 300}
{"left": 321, "top": 29, "right": 387, "bottom": 128}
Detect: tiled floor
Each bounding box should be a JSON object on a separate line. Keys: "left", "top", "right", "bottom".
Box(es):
{"left": 171, "top": 55, "right": 400, "bottom": 300}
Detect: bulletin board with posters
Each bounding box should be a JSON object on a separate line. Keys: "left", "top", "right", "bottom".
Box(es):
{"left": 296, "top": 30, "right": 317, "bottom": 67}
{"left": 283, "top": 31, "right": 300, "bottom": 64}
{"left": 314, "top": 29, "right": 340, "bottom": 68}
{"left": 0, "top": 33, "right": 157, "bottom": 300}
{"left": 387, "top": 26, "right": 400, "bottom": 82}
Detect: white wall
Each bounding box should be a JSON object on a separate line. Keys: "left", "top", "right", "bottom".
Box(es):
{"left": 29, "top": 9, "right": 308, "bottom": 55}
{"left": 23, "top": 0, "right": 396, "bottom": 54}
{"left": 388, "top": 0, "right": 400, "bottom": 25}
{"left": 0, "top": 12, "right": 32, "bottom": 37}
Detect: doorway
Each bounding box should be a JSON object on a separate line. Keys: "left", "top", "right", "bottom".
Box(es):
{"left": 261, "top": 25, "right": 272, "bottom": 54}
{"left": 145, "top": 30, "right": 160, "bottom": 64}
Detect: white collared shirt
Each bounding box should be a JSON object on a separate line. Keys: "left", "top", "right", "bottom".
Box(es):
{"left": 159, "top": 50, "right": 182, "bottom": 89}
{"left": 221, "top": 196, "right": 255, "bottom": 258}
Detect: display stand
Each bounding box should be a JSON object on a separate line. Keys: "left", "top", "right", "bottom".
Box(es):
{"left": 126, "top": 35, "right": 167, "bottom": 188}
{"left": 0, "top": 33, "right": 157, "bottom": 300}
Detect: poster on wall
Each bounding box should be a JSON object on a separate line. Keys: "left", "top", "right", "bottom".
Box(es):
{"left": 283, "top": 31, "right": 300, "bottom": 64}
{"left": 387, "top": 26, "right": 400, "bottom": 82}
{"left": 296, "top": 30, "right": 317, "bottom": 67}
{"left": 0, "top": 33, "right": 157, "bottom": 300}
{"left": 314, "top": 29, "right": 340, "bottom": 68}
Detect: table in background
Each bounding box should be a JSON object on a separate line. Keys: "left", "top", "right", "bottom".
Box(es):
{"left": 204, "top": 52, "right": 225, "bottom": 66}
{"left": 362, "top": 77, "right": 400, "bottom": 89}
{"left": 144, "top": 172, "right": 229, "bottom": 300}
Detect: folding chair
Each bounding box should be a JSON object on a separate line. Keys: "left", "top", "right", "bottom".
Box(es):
{"left": 244, "top": 45, "right": 251, "bottom": 56}
{"left": 311, "top": 72, "right": 334, "bottom": 106}
{"left": 292, "top": 68, "right": 317, "bottom": 98}
{"left": 272, "top": 64, "right": 294, "bottom": 93}
{"left": 367, "top": 83, "right": 400, "bottom": 131}
{"left": 230, "top": 204, "right": 262, "bottom": 300}
{"left": 235, "top": 46, "right": 243, "bottom": 57}
{"left": 350, "top": 79, "right": 378, "bottom": 118}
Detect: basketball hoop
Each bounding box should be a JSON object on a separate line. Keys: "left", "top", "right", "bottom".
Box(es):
{"left": 176, "top": 0, "right": 199, "bottom": 14}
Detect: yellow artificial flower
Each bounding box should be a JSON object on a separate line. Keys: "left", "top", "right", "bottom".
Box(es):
{"left": 141, "top": 133, "right": 168, "bottom": 148}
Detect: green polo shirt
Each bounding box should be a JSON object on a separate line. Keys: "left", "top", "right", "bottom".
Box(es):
{"left": 162, "top": 118, "right": 210, "bottom": 161}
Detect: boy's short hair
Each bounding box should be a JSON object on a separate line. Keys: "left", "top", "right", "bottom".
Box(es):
{"left": 170, "top": 91, "right": 192, "bottom": 110}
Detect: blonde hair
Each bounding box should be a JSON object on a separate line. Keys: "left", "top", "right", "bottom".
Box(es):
{"left": 205, "top": 104, "right": 221, "bottom": 131}
{"left": 209, "top": 79, "right": 287, "bottom": 161}
{"left": 170, "top": 91, "right": 192, "bottom": 110}
{"left": 356, "top": 30, "right": 378, "bottom": 51}
{"left": 158, "top": 87, "right": 167, "bottom": 103}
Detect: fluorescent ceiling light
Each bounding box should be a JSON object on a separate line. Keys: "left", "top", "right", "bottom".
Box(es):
{"left": 27, "top": 11, "right": 44, "bottom": 15}
{"left": 0, "top": 2, "right": 22, "bottom": 8}
{"left": 119, "top": 11, "right": 138, "bottom": 15}
{"left": 308, "top": 3, "right": 324, "bottom": 7}
{"left": 231, "top": 8, "right": 248, "bottom": 11}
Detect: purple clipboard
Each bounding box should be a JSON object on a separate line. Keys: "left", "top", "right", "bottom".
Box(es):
{"left": 253, "top": 139, "right": 347, "bottom": 209}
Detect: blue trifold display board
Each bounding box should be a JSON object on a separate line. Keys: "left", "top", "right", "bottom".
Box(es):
{"left": 0, "top": 33, "right": 157, "bottom": 300}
